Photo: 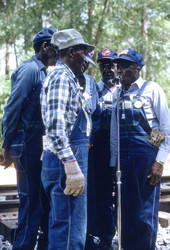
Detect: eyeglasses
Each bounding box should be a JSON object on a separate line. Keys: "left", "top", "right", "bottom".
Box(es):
{"left": 99, "top": 63, "right": 115, "bottom": 71}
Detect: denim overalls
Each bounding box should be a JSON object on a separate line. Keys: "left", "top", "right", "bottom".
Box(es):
{"left": 41, "top": 99, "right": 90, "bottom": 250}
{"left": 87, "top": 84, "right": 116, "bottom": 247}
{"left": 9, "top": 68, "right": 48, "bottom": 250}
{"left": 118, "top": 81, "right": 160, "bottom": 250}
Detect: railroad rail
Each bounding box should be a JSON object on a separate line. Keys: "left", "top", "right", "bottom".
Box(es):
{"left": 0, "top": 184, "right": 18, "bottom": 244}
{"left": 0, "top": 176, "right": 170, "bottom": 244}
{"left": 160, "top": 175, "right": 170, "bottom": 213}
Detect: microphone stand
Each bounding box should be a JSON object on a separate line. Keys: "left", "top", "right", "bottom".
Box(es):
{"left": 116, "top": 79, "right": 122, "bottom": 250}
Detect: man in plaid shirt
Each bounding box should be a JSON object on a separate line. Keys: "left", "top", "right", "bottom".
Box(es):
{"left": 40, "top": 29, "right": 95, "bottom": 250}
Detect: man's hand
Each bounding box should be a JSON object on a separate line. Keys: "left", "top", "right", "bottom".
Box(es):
{"left": 148, "top": 129, "right": 165, "bottom": 147}
{"left": 64, "top": 160, "right": 85, "bottom": 196}
{"left": 147, "top": 161, "right": 163, "bottom": 185}
{"left": 0, "top": 149, "right": 14, "bottom": 169}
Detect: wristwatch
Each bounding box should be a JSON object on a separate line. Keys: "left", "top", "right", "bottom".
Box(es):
{"left": 156, "top": 160, "right": 164, "bottom": 166}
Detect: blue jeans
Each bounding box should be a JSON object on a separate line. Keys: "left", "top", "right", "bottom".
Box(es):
{"left": 42, "top": 144, "right": 88, "bottom": 250}
{"left": 9, "top": 128, "right": 48, "bottom": 250}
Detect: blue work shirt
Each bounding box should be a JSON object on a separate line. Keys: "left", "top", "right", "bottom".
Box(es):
{"left": 110, "top": 76, "right": 170, "bottom": 166}
{"left": 2, "top": 55, "right": 46, "bottom": 150}
{"left": 97, "top": 79, "right": 116, "bottom": 112}
{"left": 83, "top": 73, "right": 98, "bottom": 115}
{"left": 96, "top": 79, "right": 116, "bottom": 130}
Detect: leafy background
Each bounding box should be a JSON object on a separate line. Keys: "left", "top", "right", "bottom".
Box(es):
{"left": 0, "top": 0, "right": 170, "bottom": 149}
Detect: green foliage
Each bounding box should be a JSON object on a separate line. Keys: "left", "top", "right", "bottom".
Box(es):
{"left": 0, "top": 0, "right": 170, "bottom": 148}
{"left": 0, "top": 75, "right": 10, "bottom": 121}
{"left": 0, "top": 74, "right": 11, "bottom": 149}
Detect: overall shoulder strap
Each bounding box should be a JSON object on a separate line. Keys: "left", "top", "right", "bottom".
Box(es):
{"left": 136, "top": 81, "right": 149, "bottom": 97}
{"left": 84, "top": 75, "right": 91, "bottom": 94}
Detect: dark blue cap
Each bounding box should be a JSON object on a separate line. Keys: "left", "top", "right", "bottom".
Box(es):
{"left": 33, "top": 28, "right": 58, "bottom": 44}
{"left": 97, "top": 48, "right": 118, "bottom": 62}
{"left": 113, "top": 48, "right": 145, "bottom": 68}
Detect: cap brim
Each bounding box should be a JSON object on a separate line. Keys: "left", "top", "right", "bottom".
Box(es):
{"left": 112, "top": 57, "right": 144, "bottom": 68}
{"left": 112, "top": 58, "right": 135, "bottom": 64}
{"left": 85, "top": 55, "right": 96, "bottom": 66}
{"left": 97, "top": 56, "right": 118, "bottom": 62}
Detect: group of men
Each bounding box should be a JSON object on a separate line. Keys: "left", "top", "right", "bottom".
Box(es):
{"left": 0, "top": 28, "right": 170, "bottom": 250}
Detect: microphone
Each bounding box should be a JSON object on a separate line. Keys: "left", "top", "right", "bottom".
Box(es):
{"left": 108, "top": 76, "right": 121, "bottom": 86}
{"left": 108, "top": 79, "right": 116, "bottom": 85}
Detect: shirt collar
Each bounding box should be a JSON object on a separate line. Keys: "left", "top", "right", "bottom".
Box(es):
{"left": 97, "top": 80, "right": 105, "bottom": 92}
{"left": 134, "top": 76, "right": 145, "bottom": 89}
{"left": 32, "top": 55, "right": 47, "bottom": 71}
{"left": 56, "top": 61, "right": 79, "bottom": 84}
{"left": 121, "top": 76, "right": 144, "bottom": 92}
{"left": 97, "top": 79, "right": 113, "bottom": 92}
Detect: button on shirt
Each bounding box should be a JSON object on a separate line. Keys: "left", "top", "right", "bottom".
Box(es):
{"left": 110, "top": 76, "right": 170, "bottom": 166}
{"left": 41, "top": 61, "right": 81, "bottom": 163}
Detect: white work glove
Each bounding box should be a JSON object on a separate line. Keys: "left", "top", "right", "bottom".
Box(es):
{"left": 64, "top": 160, "right": 85, "bottom": 196}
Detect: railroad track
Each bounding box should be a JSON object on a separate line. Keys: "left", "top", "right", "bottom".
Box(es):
{"left": 160, "top": 175, "right": 170, "bottom": 213}
{"left": 0, "top": 176, "right": 170, "bottom": 244}
{"left": 0, "top": 184, "right": 18, "bottom": 244}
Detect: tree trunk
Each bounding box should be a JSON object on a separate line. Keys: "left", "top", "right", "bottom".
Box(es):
{"left": 5, "top": 42, "right": 10, "bottom": 76}
{"left": 95, "top": 0, "right": 110, "bottom": 48}
{"left": 87, "top": 0, "right": 94, "bottom": 42}
{"left": 14, "top": 42, "right": 18, "bottom": 68}
{"left": 141, "top": 4, "right": 149, "bottom": 79}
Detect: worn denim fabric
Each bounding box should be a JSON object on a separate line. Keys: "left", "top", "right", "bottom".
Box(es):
{"left": 116, "top": 88, "right": 160, "bottom": 250}
{"left": 1, "top": 56, "right": 48, "bottom": 250}
{"left": 2, "top": 56, "right": 46, "bottom": 150}
{"left": 42, "top": 109, "right": 90, "bottom": 250}
{"left": 87, "top": 117, "right": 116, "bottom": 247}
{"left": 86, "top": 91, "right": 116, "bottom": 247}
{"left": 9, "top": 127, "right": 48, "bottom": 250}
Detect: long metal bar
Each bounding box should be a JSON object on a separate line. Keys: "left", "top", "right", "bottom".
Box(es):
{"left": 116, "top": 83, "right": 122, "bottom": 250}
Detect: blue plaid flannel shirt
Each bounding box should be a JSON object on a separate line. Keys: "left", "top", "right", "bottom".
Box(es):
{"left": 41, "top": 61, "right": 81, "bottom": 162}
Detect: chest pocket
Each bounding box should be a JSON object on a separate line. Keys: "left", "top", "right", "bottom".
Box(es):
{"left": 120, "top": 81, "right": 149, "bottom": 127}
{"left": 120, "top": 99, "right": 141, "bottom": 127}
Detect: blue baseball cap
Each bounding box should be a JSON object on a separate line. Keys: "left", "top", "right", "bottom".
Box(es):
{"left": 97, "top": 48, "right": 118, "bottom": 62}
{"left": 113, "top": 48, "right": 145, "bottom": 68}
{"left": 33, "top": 28, "right": 58, "bottom": 44}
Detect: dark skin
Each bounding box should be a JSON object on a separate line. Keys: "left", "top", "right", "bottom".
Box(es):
{"left": 0, "top": 149, "right": 13, "bottom": 169}
{"left": 98, "top": 58, "right": 117, "bottom": 88}
{"left": 117, "top": 60, "right": 163, "bottom": 185}
{"left": 59, "top": 47, "right": 87, "bottom": 78}
{"left": 0, "top": 41, "right": 58, "bottom": 169}
{"left": 37, "top": 41, "right": 58, "bottom": 67}
{"left": 77, "top": 60, "right": 90, "bottom": 91}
